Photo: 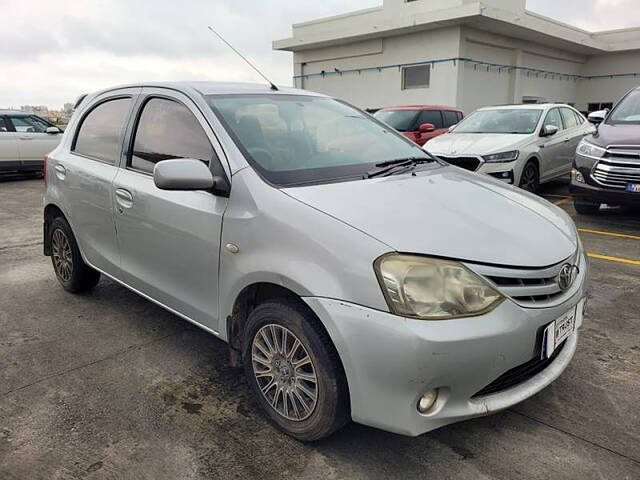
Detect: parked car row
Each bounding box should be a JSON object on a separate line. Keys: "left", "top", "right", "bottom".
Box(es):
{"left": 0, "top": 111, "right": 62, "bottom": 175}
{"left": 373, "top": 90, "right": 640, "bottom": 215}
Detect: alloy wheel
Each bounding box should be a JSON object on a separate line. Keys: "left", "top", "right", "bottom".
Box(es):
{"left": 520, "top": 164, "right": 538, "bottom": 192}
{"left": 52, "top": 228, "right": 73, "bottom": 282}
{"left": 251, "top": 324, "right": 318, "bottom": 421}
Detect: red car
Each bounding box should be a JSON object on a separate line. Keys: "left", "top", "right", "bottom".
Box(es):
{"left": 373, "top": 105, "right": 464, "bottom": 146}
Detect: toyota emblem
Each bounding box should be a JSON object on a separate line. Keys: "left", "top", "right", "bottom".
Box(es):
{"left": 557, "top": 264, "right": 574, "bottom": 291}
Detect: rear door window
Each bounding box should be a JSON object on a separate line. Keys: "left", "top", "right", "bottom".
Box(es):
{"left": 130, "top": 97, "right": 217, "bottom": 175}
{"left": 0, "top": 117, "right": 9, "bottom": 133}
{"left": 442, "top": 111, "right": 460, "bottom": 128}
{"left": 416, "top": 110, "right": 443, "bottom": 129}
{"left": 560, "top": 108, "right": 579, "bottom": 129}
{"left": 73, "top": 98, "right": 132, "bottom": 164}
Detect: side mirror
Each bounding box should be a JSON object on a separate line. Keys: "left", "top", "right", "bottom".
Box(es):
{"left": 419, "top": 123, "right": 435, "bottom": 133}
{"left": 540, "top": 125, "right": 559, "bottom": 137}
{"left": 587, "top": 110, "right": 607, "bottom": 125}
{"left": 153, "top": 158, "right": 215, "bottom": 191}
{"left": 46, "top": 126, "right": 62, "bottom": 134}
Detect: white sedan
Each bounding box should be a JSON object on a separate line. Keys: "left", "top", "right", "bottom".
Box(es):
{"left": 0, "top": 111, "right": 63, "bottom": 175}
{"left": 424, "top": 104, "right": 595, "bottom": 192}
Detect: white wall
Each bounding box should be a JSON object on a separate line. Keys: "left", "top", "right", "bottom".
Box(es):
{"left": 576, "top": 50, "right": 640, "bottom": 111}
{"left": 518, "top": 52, "right": 581, "bottom": 105}
{"left": 296, "top": 26, "right": 462, "bottom": 109}
{"left": 460, "top": 40, "right": 513, "bottom": 112}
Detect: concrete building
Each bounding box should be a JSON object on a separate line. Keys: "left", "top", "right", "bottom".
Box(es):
{"left": 274, "top": 0, "right": 640, "bottom": 113}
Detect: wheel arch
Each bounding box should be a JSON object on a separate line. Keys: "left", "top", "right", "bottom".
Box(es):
{"left": 225, "top": 282, "right": 344, "bottom": 375}
{"left": 43, "top": 203, "right": 68, "bottom": 256}
{"left": 519, "top": 155, "right": 540, "bottom": 186}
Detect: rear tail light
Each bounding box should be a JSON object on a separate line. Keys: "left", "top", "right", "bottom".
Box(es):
{"left": 44, "top": 155, "right": 48, "bottom": 186}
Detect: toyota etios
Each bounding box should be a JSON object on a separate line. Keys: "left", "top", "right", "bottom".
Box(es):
{"left": 44, "top": 82, "right": 587, "bottom": 441}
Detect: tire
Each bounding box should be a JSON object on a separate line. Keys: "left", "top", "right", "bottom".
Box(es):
{"left": 519, "top": 161, "right": 539, "bottom": 193}
{"left": 242, "top": 299, "right": 349, "bottom": 441}
{"left": 573, "top": 199, "right": 601, "bottom": 215}
{"left": 50, "top": 216, "right": 101, "bottom": 292}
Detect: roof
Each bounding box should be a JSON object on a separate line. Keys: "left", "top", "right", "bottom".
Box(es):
{"left": 378, "top": 105, "right": 463, "bottom": 111}
{"left": 0, "top": 110, "right": 32, "bottom": 116}
{"left": 90, "top": 81, "right": 322, "bottom": 99}
{"left": 475, "top": 103, "right": 570, "bottom": 110}
{"left": 274, "top": 1, "right": 640, "bottom": 55}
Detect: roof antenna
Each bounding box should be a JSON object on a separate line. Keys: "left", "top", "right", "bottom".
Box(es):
{"left": 207, "top": 26, "right": 278, "bottom": 91}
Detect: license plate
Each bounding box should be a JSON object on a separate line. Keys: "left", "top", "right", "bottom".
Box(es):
{"left": 541, "top": 300, "right": 583, "bottom": 359}
{"left": 626, "top": 183, "right": 640, "bottom": 193}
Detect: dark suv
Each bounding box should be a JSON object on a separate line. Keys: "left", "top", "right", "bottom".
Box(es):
{"left": 571, "top": 86, "right": 640, "bottom": 214}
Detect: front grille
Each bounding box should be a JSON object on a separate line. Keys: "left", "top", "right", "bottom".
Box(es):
{"left": 472, "top": 340, "right": 566, "bottom": 398}
{"left": 437, "top": 156, "right": 481, "bottom": 171}
{"left": 592, "top": 146, "right": 640, "bottom": 189}
{"left": 466, "top": 250, "right": 581, "bottom": 308}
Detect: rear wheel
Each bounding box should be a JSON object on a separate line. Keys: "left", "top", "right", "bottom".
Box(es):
{"left": 50, "top": 216, "right": 101, "bottom": 292}
{"left": 519, "top": 161, "right": 539, "bottom": 193}
{"left": 573, "top": 199, "right": 601, "bottom": 214}
{"left": 242, "top": 299, "right": 349, "bottom": 441}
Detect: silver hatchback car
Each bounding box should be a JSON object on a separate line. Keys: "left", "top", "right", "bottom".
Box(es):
{"left": 44, "top": 82, "right": 587, "bottom": 440}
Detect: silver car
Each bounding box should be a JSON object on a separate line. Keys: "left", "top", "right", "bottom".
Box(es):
{"left": 43, "top": 82, "right": 587, "bottom": 440}
{"left": 425, "top": 104, "right": 594, "bottom": 192}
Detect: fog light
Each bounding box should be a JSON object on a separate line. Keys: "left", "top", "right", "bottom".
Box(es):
{"left": 417, "top": 389, "right": 438, "bottom": 413}
{"left": 572, "top": 168, "right": 585, "bottom": 183}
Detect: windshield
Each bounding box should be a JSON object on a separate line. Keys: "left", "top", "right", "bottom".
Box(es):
{"left": 454, "top": 108, "right": 542, "bottom": 134}
{"left": 373, "top": 109, "right": 418, "bottom": 132}
{"left": 608, "top": 89, "right": 640, "bottom": 124}
{"left": 207, "top": 95, "right": 433, "bottom": 186}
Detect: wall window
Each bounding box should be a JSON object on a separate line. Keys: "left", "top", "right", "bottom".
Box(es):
{"left": 402, "top": 65, "right": 430, "bottom": 89}
{"left": 73, "top": 98, "right": 131, "bottom": 164}
{"left": 588, "top": 102, "right": 613, "bottom": 112}
{"left": 131, "top": 97, "right": 215, "bottom": 174}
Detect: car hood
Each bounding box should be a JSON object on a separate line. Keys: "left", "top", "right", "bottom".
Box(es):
{"left": 425, "top": 133, "right": 529, "bottom": 156}
{"left": 283, "top": 166, "right": 577, "bottom": 267}
{"left": 590, "top": 124, "right": 640, "bottom": 147}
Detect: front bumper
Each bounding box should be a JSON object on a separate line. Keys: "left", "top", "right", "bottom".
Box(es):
{"left": 571, "top": 179, "right": 640, "bottom": 206}
{"left": 304, "top": 266, "right": 587, "bottom": 436}
{"left": 477, "top": 161, "right": 517, "bottom": 184}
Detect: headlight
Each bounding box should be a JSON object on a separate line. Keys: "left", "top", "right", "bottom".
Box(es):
{"left": 576, "top": 139, "right": 605, "bottom": 159}
{"left": 482, "top": 150, "right": 519, "bottom": 163}
{"left": 374, "top": 254, "right": 504, "bottom": 320}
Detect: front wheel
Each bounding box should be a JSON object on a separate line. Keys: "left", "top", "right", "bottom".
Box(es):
{"left": 519, "top": 161, "right": 539, "bottom": 193}
{"left": 242, "top": 300, "right": 349, "bottom": 441}
{"left": 50, "top": 216, "right": 101, "bottom": 292}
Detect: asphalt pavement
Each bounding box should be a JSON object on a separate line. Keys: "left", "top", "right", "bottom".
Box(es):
{"left": 1, "top": 177, "right": 638, "bottom": 479}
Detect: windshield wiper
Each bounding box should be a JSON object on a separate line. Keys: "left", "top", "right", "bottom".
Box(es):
{"left": 365, "top": 156, "right": 435, "bottom": 178}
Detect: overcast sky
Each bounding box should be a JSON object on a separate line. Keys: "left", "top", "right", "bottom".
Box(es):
{"left": 1, "top": 0, "right": 638, "bottom": 108}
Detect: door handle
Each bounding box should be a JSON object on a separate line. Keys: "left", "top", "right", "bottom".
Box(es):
{"left": 54, "top": 164, "right": 66, "bottom": 180}
{"left": 114, "top": 188, "right": 134, "bottom": 212}
{"left": 20, "top": 136, "right": 35, "bottom": 140}
{"left": 563, "top": 138, "right": 571, "bottom": 143}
